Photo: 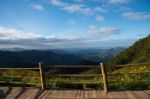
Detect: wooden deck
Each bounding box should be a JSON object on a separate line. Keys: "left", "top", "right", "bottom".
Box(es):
{"left": 0, "top": 87, "right": 150, "bottom": 99}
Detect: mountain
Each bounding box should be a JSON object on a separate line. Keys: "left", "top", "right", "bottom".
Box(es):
{"left": 0, "top": 47, "right": 125, "bottom": 68}
{"left": 0, "top": 50, "right": 89, "bottom": 68}
{"left": 0, "top": 47, "right": 27, "bottom": 52}
{"left": 56, "top": 47, "right": 124, "bottom": 63}
{"left": 108, "top": 35, "right": 150, "bottom": 65}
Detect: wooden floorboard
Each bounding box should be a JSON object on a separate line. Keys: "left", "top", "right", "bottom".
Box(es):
{"left": 0, "top": 87, "right": 150, "bottom": 99}
{"left": 125, "top": 91, "right": 139, "bottom": 99}
{"left": 144, "top": 90, "right": 150, "bottom": 95}
{"left": 85, "top": 90, "right": 97, "bottom": 98}
{"left": 5, "top": 87, "right": 24, "bottom": 99}
{"left": 133, "top": 91, "right": 150, "bottom": 99}
{"left": 97, "top": 91, "right": 108, "bottom": 98}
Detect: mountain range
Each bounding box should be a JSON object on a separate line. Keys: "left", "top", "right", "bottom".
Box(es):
{"left": 0, "top": 47, "right": 124, "bottom": 68}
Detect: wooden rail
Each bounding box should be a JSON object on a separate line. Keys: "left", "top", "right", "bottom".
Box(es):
{"left": 116, "top": 63, "right": 149, "bottom": 67}
{"left": 45, "top": 74, "right": 102, "bottom": 77}
{"left": 0, "top": 68, "right": 39, "bottom": 70}
{"left": 45, "top": 65, "right": 99, "bottom": 68}
{"left": 0, "top": 62, "right": 150, "bottom": 93}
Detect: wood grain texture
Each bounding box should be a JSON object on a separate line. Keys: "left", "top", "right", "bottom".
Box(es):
{"left": 0, "top": 87, "right": 150, "bottom": 99}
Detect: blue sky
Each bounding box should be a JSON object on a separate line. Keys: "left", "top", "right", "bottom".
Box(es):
{"left": 0, "top": 0, "right": 150, "bottom": 49}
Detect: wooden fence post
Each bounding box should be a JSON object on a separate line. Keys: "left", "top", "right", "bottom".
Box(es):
{"left": 100, "top": 63, "right": 108, "bottom": 93}
{"left": 39, "top": 62, "right": 46, "bottom": 90}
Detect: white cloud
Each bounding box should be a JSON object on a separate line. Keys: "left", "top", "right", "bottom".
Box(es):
{"left": 51, "top": 0, "right": 67, "bottom": 7}
{"left": 62, "top": 4, "right": 93, "bottom": 15}
{"left": 74, "top": 0, "right": 84, "bottom": 3}
{"left": 88, "top": 26, "right": 120, "bottom": 35}
{"left": 0, "top": 26, "right": 137, "bottom": 49}
{"left": 67, "top": 19, "right": 77, "bottom": 25}
{"left": 123, "top": 12, "right": 150, "bottom": 20}
{"left": 50, "top": 0, "right": 105, "bottom": 15}
{"left": 0, "top": 26, "right": 44, "bottom": 40}
{"left": 109, "top": 0, "right": 129, "bottom": 4}
{"left": 31, "top": 4, "right": 44, "bottom": 11}
{"left": 95, "top": 15, "right": 105, "bottom": 22}
{"left": 0, "top": 26, "right": 85, "bottom": 49}
{"left": 94, "top": 7, "right": 107, "bottom": 13}
{"left": 49, "top": 0, "right": 134, "bottom": 16}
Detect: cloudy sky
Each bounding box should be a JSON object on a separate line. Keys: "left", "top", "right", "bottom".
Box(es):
{"left": 0, "top": 0, "right": 150, "bottom": 49}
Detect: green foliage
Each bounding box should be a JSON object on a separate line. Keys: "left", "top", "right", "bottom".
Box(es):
{"left": 108, "top": 35, "right": 150, "bottom": 65}
{"left": 0, "top": 70, "right": 40, "bottom": 86}
{"left": 109, "top": 82, "right": 150, "bottom": 90}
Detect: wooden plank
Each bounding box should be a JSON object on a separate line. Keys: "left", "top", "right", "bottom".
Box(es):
{"left": 68, "top": 90, "right": 73, "bottom": 98}
{"left": 58, "top": 90, "right": 67, "bottom": 98}
{"left": 0, "top": 87, "right": 11, "bottom": 96}
{"left": 45, "top": 74, "right": 101, "bottom": 77}
{"left": 100, "top": 63, "right": 108, "bottom": 93}
{"left": 17, "top": 88, "right": 41, "bottom": 99}
{"left": 106, "top": 92, "right": 126, "bottom": 99}
{"left": 85, "top": 90, "right": 88, "bottom": 98}
{"left": 1, "top": 87, "right": 150, "bottom": 99}
{"left": 85, "top": 90, "right": 97, "bottom": 98}
{"left": 42, "top": 90, "right": 84, "bottom": 99}
{"left": 45, "top": 81, "right": 101, "bottom": 84}
{"left": 72, "top": 90, "right": 78, "bottom": 98}
{"left": 39, "top": 62, "right": 46, "bottom": 90}
{"left": 16, "top": 88, "right": 29, "bottom": 99}
{"left": 144, "top": 90, "right": 150, "bottom": 95}
{"left": 108, "top": 80, "right": 150, "bottom": 83}
{"left": 63, "top": 90, "right": 72, "bottom": 98}
{"left": 106, "top": 91, "right": 128, "bottom": 99}
{"left": 90, "top": 90, "right": 97, "bottom": 98}
{"left": 78, "top": 90, "right": 85, "bottom": 98}
{"left": 5, "top": 87, "right": 24, "bottom": 99}
{"left": 47, "top": 90, "right": 67, "bottom": 98}
{"left": 118, "top": 91, "right": 130, "bottom": 99}
{"left": 116, "top": 63, "right": 150, "bottom": 67}
{"left": 34, "top": 90, "right": 43, "bottom": 99}
{"left": 107, "top": 72, "right": 150, "bottom": 75}
{"left": 40, "top": 90, "right": 53, "bottom": 98}
{"left": 45, "top": 65, "right": 99, "bottom": 68}
{"left": 125, "top": 91, "right": 140, "bottom": 99}
{"left": 0, "top": 81, "right": 40, "bottom": 86}
{"left": 75, "top": 90, "right": 80, "bottom": 98}
{"left": 97, "top": 90, "right": 108, "bottom": 98}
{"left": 38, "top": 90, "right": 49, "bottom": 98}
{"left": 76, "top": 90, "right": 84, "bottom": 98}
{"left": 45, "top": 90, "right": 57, "bottom": 98}
{"left": 134, "top": 91, "right": 150, "bottom": 99}
{"left": 1, "top": 75, "right": 39, "bottom": 78}
{"left": 0, "top": 68, "right": 39, "bottom": 70}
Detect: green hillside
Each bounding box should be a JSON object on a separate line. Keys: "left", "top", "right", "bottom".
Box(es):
{"left": 108, "top": 35, "right": 150, "bottom": 65}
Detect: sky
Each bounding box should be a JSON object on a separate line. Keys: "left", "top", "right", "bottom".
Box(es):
{"left": 0, "top": 0, "right": 150, "bottom": 49}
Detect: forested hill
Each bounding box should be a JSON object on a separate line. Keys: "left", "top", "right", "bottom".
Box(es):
{"left": 0, "top": 47, "right": 124, "bottom": 68}
{"left": 0, "top": 50, "right": 88, "bottom": 67}
{"left": 108, "top": 35, "right": 150, "bottom": 65}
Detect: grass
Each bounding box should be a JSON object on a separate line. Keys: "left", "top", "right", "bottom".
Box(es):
{"left": 0, "top": 64, "right": 150, "bottom": 90}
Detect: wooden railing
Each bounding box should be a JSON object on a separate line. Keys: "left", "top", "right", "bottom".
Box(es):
{"left": 39, "top": 62, "right": 103, "bottom": 90}
{"left": 0, "top": 62, "right": 150, "bottom": 93}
